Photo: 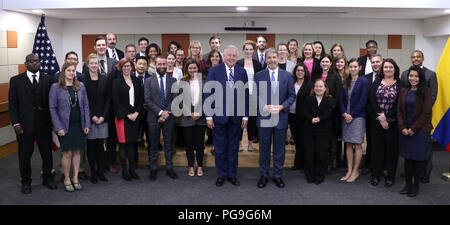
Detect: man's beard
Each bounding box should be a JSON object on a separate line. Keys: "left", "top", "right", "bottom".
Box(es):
{"left": 157, "top": 68, "right": 166, "bottom": 75}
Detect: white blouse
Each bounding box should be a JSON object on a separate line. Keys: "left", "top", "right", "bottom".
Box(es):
{"left": 189, "top": 79, "right": 200, "bottom": 106}
{"left": 244, "top": 66, "right": 255, "bottom": 95}
{"left": 129, "top": 83, "right": 135, "bottom": 107}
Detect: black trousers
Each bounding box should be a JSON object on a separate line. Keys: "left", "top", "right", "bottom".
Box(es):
{"left": 404, "top": 159, "right": 425, "bottom": 188}
{"left": 183, "top": 125, "right": 206, "bottom": 167}
{"left": 17, "top": 120, "right": 53, "bottom": 184}
{"left": 304, "top": 134, "right": 330, "bottom": 182}
{"left": 239, "top": 116, "right": 257, "bottom": 141}
{"left": 119, "top": 142, "right": 136, "bottom": 172}
{"left": 106, "top": 116, "right": 118, "bottom": 166}
{"left": 136, "top": 113, "right": 150, "bottom": 164}
{"left": 289, "top": 114, "right": 304, "bottom": 169}
{"left": 364, "top": 114, "right": 374, "bottom": 170}
{"left": 370, "top": 121, "right": 399, "bottom": 181}
{"left": 424, "top": 141, "right": 433, "bottom": 179}
{"left": 86, "top": 139, "right": 106, "bottom": 176}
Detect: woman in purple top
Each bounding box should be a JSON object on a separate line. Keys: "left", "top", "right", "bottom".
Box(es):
{"left": 368, "top": 58, "right": 402, "bottom": 188}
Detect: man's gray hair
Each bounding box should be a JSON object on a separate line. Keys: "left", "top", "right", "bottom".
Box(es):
{"left": 264, "top": 48, "right": 278, "bottom": 59}
{"left": 223, "top": 45, "right": 239, "bottom": 55}
{"left": 369, "top": 53, "right": 382, "bottom": 60}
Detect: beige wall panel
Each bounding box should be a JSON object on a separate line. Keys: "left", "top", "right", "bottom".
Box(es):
{"left": 7, "top": 32, "right": 34, "bottom": 65}
{"left": 0, "top": 30, "right": 6, "bottom": 48}
{"left": 8, "top": 65, "right": 18, "bottom": 78}
{"left": 116, "top": 34, "right": 135, "bottom": 52}
{"left": 373, "top": 35, "right": 388, "bottom": 50}
{"left": 0, "top": 48, "right": 7, "bottom": 65}
{"left": 0, "top": 66, "right": 9, "bottom": 83}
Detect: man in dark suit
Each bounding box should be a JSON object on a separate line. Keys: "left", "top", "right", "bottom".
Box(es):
{"left": 252, "top": 35, "right": 268, "bottom": 69}
{"left": 136, "top": 37, "right": 149, "bottom": 58}
{"left": 106, "top": 32, "right": 124, "bottom": 61}
{"left": 52, "top": 51, "right": 82, "bottom": 83}
{"left": 144, "top": 56, "right": 179, "bottom": 180}
{"left": 125, "top": 44, "right": 137, "bottom": 64}
{"left": 205, "top": 45, "right": 249, "bottom": 187}
{"left": 202, "top": 36, "right": 222, "bottom": 60}
{"left": 82, "top": 35, "right": 119, "bottom": 174}
{"left": 358, "top": 40, "right": 378, "bottom": 75}
{"left": 399, "top": 50, "right": 437, "bottom": 183}
{"left": 362, "top": 54, "right": 382, "bottom": 175}
{"left": 254, "top": 48, "right": 296, "bottom": 188}
{"left": 134, "top": 56, "right": 151, "bottom": 166}
{"left": 8, "top": 54, "right": 58, "bottom": 194}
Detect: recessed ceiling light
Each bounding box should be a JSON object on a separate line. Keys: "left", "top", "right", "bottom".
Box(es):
{"left": 445, "top": 9, "right": 450, "bottom": 14}
{"left": 236, "top": 7, "right": 248, "bottom": 11}
{"left": 32, "top": 9, "right": 44, "bottom": 14}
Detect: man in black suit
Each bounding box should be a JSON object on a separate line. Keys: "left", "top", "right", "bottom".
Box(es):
{"left": 8, "top": 54, "right": 57, "bottom": 194}
{"left": 125, "top": 44, "right": 137, "bottom": 64}
{"left": 106, "top": 32, "right": 124, "bottom": 61}
{"left": 362, "top": 53, "right": 382, "bottom": 175}
{"left": 136, "top": 37, "right": 149, "bottom": 58}
{"left": 252, "top": 35, "right": 267, "bottom": 69}
{"left": 52, "top": 51, "right": 82, "bottom": 83}
{"left": 399, "top": 50, "right": 437, "bottom": 183}
{"left": 358, "top": 40, "right": 378, "bottom": 75}
{"left": 82, "top": 36, "right": 119, "bottom": 173}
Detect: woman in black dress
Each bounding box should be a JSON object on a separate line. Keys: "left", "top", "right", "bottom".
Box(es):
{"left": 112, "top": 58, "right": 144, "bottom": 181}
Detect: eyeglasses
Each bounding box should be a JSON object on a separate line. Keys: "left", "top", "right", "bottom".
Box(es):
{"left": 66, "top": 57, "right": 78, "bottom": 61}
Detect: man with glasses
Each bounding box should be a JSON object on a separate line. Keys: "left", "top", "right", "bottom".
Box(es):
{"left": 52, "top": 51, "right": 82, "bottom": 83}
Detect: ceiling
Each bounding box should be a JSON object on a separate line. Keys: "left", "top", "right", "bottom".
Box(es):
{"left": 9, "top": 6, "right": 450, "bottom": 20}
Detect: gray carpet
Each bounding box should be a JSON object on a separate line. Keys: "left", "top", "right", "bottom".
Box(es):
{"left": 1, "top": 143, "right": 449, "bottom": 205}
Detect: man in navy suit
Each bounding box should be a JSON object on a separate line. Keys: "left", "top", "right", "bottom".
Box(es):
{"left": 254, "top": 48, "right": 296, "bottom": 188}
{"left": 106, "top": 33, "right": 124, "bottom": 61}
{"left": 52, "top": 51, "right": 82, "bottom": 83}
{"left": 252, "top": 35, "right": 267, "bottom": 69}
{"left": 136, "top": 37, "right": 149, "bottom": 58}
{"left": 205, "top": 45, "right": 249, "bottom": 187}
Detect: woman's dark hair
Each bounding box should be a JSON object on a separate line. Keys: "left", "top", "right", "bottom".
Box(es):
{"left": 292, "top": 63, "right": 310, "bottom": 82}
{"left": 407, "top": 66, "right": 427, "bottom": 100}
{"left": 378, "top": 58, "right": 400, "bottom": 81}
{"left": 145, "top": 43, "right": 161, "bottom": 60}
{"left": 313, "top": 41, "right": 326, "bottom": 58}
{"left": 343, "top": 58, "right": 360, "bottom": 89}
{"left": 205, "top": 50, "right": 223, "bottom": 71}
{"left": 181, "top": 59, "right": 200, "bottom": 82}
{"left": 167, "top": 41, "right": 181, "bottom": 54}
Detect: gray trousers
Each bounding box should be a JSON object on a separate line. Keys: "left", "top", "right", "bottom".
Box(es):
{"left": 148, "top": 118, "right": 174, "bottom": 171}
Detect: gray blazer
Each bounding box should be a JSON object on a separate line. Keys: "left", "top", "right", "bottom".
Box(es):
{"left": 400, "top": 66, "right": 438, "bottom": 105}
{"left": 144, "top": 74, "right": 178, "bottom": 125}
{"left": 178, "top": 79, "right": 206, "bottom": 127}
{"left": 49, "top": 82, "right": 91, "bottom": 134}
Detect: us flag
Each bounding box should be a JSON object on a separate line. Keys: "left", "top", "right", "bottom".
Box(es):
{"left": 32, "top": 15, "right": 59, "bottom": 76}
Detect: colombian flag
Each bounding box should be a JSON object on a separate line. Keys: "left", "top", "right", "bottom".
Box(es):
{"left": 432, "top": 37, "right": 450, "bottom": 152}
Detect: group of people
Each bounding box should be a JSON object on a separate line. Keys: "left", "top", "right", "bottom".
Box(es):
{"left": 9, "top": 33, "right": 436, "bottom": 198}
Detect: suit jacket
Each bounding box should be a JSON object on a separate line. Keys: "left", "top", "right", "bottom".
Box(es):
{"left": 236, "top": 58, "right": 263, "bottom": 75}
{"left": 136, "top": 52, "right": 146, "bottom": 58}
{"left": 8, "top": 71, "right": 53, "bottom": 135}
{"left": 82, "top": 57, "right": 118, "bottom": 83}
{"left": 340, "top": 76, "right": 369, "bottom": 118}
{"left": 397, "top": 88, "right": 433, "bottom": 133}
{"left": 304, "top": 95, "right": 334, "bottom": 135}
{"left": 79, "top": 72, "right": 111, "bottom": 120}
{"left": 364, "top": 71, "right": 379, "bottom": 114}
{"left": 52, "top": 71, "right": 82, "bottom": 83}
{"left": 112, "top": 75, "right": 144, "bottom": 120}
{"left": 106, "top": 48, "right": 124, "bottom": 61}
{"left": 298, "top": 57, "right": 321, "bottom": 81}
{"left": 204, "top": 63, "right": 249, "bottom": 125}
{"left": 400, "top": 67, "right": 437, "bottom": 105}
{"left": 252, "top": 51, "right": 267, "bottom": 69}
{"left": 178, "top": 79, "right": 207, "bottom": 127}
{"left": 324, "top": 71, "right": 342, "bottom": 109}
{"left": 49, "top": 82, "right": 91, "bottom": 134}
{"left": 254, "top": 68, "right": 296, "bottom": 129}
{"left": 358, "top": 55, "right": 370, "bottom": 75}
{"left": 295, "top": 80, "right": 313, "bottom": 121}
{"left": 368, "top": 79, "right": 402, "bottom": 123}
{"left": 144, "top": 73, "right": 178, "bottom": 125}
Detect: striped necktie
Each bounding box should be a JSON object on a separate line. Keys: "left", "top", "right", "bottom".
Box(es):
{"left": 111, "top": 49, "right": 117, "bottom": 60}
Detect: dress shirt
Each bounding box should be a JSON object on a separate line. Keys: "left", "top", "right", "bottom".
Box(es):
{"left": 190, "top": 79, "right": 200, "bottom": 106}
{"left": 365, "top": 57, "right": 373, "bottom": 75}
{"left": 108, "top": 48, "right": 119, "bottom": 61}
{"left": 26, "top": 70, "right": 40, "bottom": 84}
{"left": 129, "top": 83, "right": 135, "bottom": 107}
{"left": 98, "top": 55, "right": 108, "bottom": 74}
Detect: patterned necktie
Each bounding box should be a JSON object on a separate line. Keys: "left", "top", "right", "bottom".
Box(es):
{"left": 160, "top": 75, "right": 165, "bottom": 108}
{"left": 100, "top": 59, "right": 106, "bottom": 74}
{"left": 228, "top": 67, "right": 234, "bottom": 87}
{"left": 112, "top": 49, "right": 117, "bottom": 60}
{"left": 271, "top": 71, "right": 277, "bottom": 93}
{"left": 260, "top": 53, "right": 264, "bottom": 67}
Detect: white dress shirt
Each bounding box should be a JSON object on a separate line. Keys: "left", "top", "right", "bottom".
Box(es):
{"left": 365, "top": 57, "right": 373, "bottom": 75}
{"left": 129, "top": 83, "right": 135, "bottom": 107}
{"left": 26, "top": 70, "right": 40, "bottom": 84}
{"left": 107, "top": 47, "right": 119, "bottom": 61}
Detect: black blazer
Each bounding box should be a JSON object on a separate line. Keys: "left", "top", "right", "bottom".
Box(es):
{"left": 295, "top": 80, "right": 313, "bottom": 121}
{"left": 112, "top": 74, "right": 144, "bottom": 120}
{"left": 358, "top": 55, "right": 370, "bottom": 75}
{"left": 298, "top": 57, "right": 321, "bottom": 81}
{"left": 252, "top": 52, "right": 267, "bottom": 69}
{"left": 324, "top": 71, "right": 342, "bottom": 109}
{"left": 106, "top": 48, "right": 124, "bottom": 60}
{"left": 236, "top": 58, "right": 263, "bottom": 75}
{"left": 368, "top": 79, "right": 402, "bottom": 123}
{"left": 8, "top": 72, "right": 53, "bottom": 135}
{"left": 80, "top": 72, "right": 111, "bottom": 120}
{"left": 304, "top": 95, "right": 334, "bottom": 136}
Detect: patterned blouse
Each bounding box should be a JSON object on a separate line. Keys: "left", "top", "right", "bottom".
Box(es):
{"left": 376, "top": 83, "right": 397, "bottom": 121}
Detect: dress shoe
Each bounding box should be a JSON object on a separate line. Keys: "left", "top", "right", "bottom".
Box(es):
{"left": 257, "top": 176, "right": 268, "bottom": 188}
{"left": 196, "top": 167, "right": 204, "bottom": 177}
{"left": 346, "top": 173, "right": 359, "bottom": 183}
{"left": 166, "top": 169, "right": 178, "bottom": 179}
{"left": 407, "top": 185, "right": 419, "bottom": 197}
{"left": 188, "top": 167, "right": 195, "bottom": 177}
{"left": 149, "top": 170, "right": 157, "bottom": 181}
{"left": 216, "top": 177, "right": 225, "bottom": 187}
{"left": 130, "top": 170, "right": 140, "bottom": 180}
{"left": 97, "top": 172, "right": 108, "bottom": 182}
{"left": 90, "top": 176, "right": 98, "bottom": 184}
{"left": 370, "top": 177, "right": 379, "bottom": 186}
{"left": 273, "top": 178, "right": 285, "bottom": 188}
{"left": 122, "top": 171, "right": 132, "bottom": 181}
{"left": 43, "top": 179, "right": 57, "bottom": 190}
{"left": 399, "top": 185, "right": 411, "bottom": 195}
{"left": 421, "top": 177, "right": 430, "bottom": 184}
{"left": 73, "top": 181, "right": 83, "bottom": 190}
{"left": 227, "top": 177, "right": 240, "bottom": 186}
{"left": 384, "top": 180, "right": 394, "bottom": 188}
{"left": 21, "top": 183, "right": 32, "bottom": 194}
{"left": 63, "top": 182, "right": 74, "bottom": 192}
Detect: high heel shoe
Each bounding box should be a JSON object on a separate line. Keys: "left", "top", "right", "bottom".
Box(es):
{"left": 341, "top": 172, "right": 352, "bottom": 181}
{"left": 64, "top": 182, "right": 74, "bottom": 192}
{"left": 346, "top": 173, "right": 359, "bottom": 183}
{"left": 188, "top": 167, "right": 195, "bottom": 177}
{"left": 197, "top": 167, "right": 204, "bottom": 177}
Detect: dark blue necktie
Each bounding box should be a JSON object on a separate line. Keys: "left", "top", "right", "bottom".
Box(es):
{"left": 271, "top": 71, "right": 277, "bottom": 93}
{"left": 159, "top": 75, "right": 165, "bottom": 108}
{"left": 260, "top": 53, "right": 264, "bottom": 67}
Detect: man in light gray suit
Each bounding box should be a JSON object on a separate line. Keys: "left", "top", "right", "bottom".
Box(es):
{"left": 144, "top": 56, "right": 178, "bottom": 181}
{"left": 400, "top": 50, "right": 438, "bottom": 183}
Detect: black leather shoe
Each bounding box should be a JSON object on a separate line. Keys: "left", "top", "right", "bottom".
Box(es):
{"left": 370, "top": 177, "right": 379, "bottom": 186}
{"left": 130, "top": 170, "right": 140, "bottom": 180}
{"left": 216, "top": 177, "right": 225, "bottom": 187}
{"left": 385, "top": 180, "right": 394, "bottom": 188}
{"left": 21, "top": 183, "right": 32, "bottom": 194}
{"left": 399, "top": 185, "right": 410, "bottom": 195}
{"left": 257, "top": 176, "right": 268, "bottom": 188}
{"left": 97, "top": 172, "right": 108, "bottom": 182}
{"left": 407, "top": 185, "right": 419, "bottom": 197}
{"left": 227, "top": 177, "right": 240, "bottom": 186}
{"left": 122, "top": 171, "right": 132, "bottom": 181}
{"left": 90, "top": 176, "right": 98, "bottom": 184}
{"left": 273, "top": 178, "right": 285, "bottom": 188}
{"left": 421, "top": 177, "right": 430, "bottom": 184}
{"left": 314, "top": 179, "right": 323, "bottom": 185}
{"left": 149, "top": 170, "right": 157, "bottom": 181}
{"left": 166, "top": 169, "right": 178, "bottom": 179}
{"left": 43, "top": 179, "right": 57, "bottom": 190}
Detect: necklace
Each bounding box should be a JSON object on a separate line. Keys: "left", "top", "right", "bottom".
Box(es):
{"left": 67, "top": 87, "right": 78, "bottom": 108}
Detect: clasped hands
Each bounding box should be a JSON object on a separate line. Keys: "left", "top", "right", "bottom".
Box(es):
{"left": 343, "top": 113, "right": 353, "bottom": 124}
{"left": 264, "top": 105, "right": 284, "bottom": 114}
{"left": 158, "top": 110, "right": 170, "bottom": 123}
{"left": 401, "top": 128, "right": 415, "bottom": 136}
{"left": 92, "top": 116, "right": 105, "bottom": 124}
{"left": 377, "top": 113, "right": 389, "bottom": 130}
